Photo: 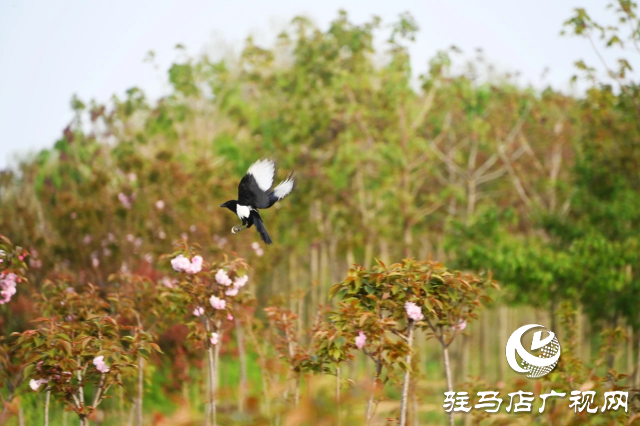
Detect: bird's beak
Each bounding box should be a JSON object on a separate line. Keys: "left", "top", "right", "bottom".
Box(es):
{"left": 219, "top": 203, "right": 226, "bottom": 207}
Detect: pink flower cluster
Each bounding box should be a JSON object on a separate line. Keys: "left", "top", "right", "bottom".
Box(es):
{"left": 210, "top": 332, "right": 219, "bottom": 345}
{"left": 355, "top": 331, "right": 367, "bottom": 349}
{"left": 0, "top": 272, "right": 18, "bottom": 304}
{"left": 193, "top": 306, "right": 205, "bottom": 317}
{"left": 29, "top": 378, "right": 48, "bottom": 391}
{"left": 171, "top": 255, "right": 203, "bottom": 274}
{"left": 118, "top": 192, "right": 136, "bottom": 209}
{"left": 453, "top": 320, "right": 467, "bottom": 331}
{"left": 215, "top": 269, "right": 232, "bottom": 286}
{"left": 225, "top": 274, "right": 249, "bottom": 297}
{"left": 405, "top": 302, "right": 424, "bottom": 321}
{"left": 209, "top": 296, "right": 226, "bottom": 310}
{"left": 251, "top": 242, "right": 264, "bottom": 257}
{"left": 93, "top": 355, "right": 110, "bottom": 373}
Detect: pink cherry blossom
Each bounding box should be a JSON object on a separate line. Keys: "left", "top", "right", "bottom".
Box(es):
{"left": 160, "top": 277, "right": 175, "bottom": 289}
{"left": 355, "top": 331, "right": 367, "bottom": 349}
{"left": 155, "top": 200, "right": 165, "bottom": 210}
{"left": 209, "top": 295, "right": 226, "bottom": 310}
{"left": 233, "top": 275, "right": 249, "bottom": 288}
{"left": 118, "top": 192, "right": 133, "bottom": 209}
{"left": 193, "top": 306, "right": 205, "bottom": 317}
{"left": 256, "top": 248, "right": 264, "bottom": 257}
{"left": 225, "top": 287, "right": 239, "bottom": 297}
{"left": 171, "top": 255, "right": 191, "bottom": 272}
{"left": 210, "top": 332, "right": 219, "bottom": 345}
{"left": 405, "top": 302, "right": 424, "bottom": 321}
{"left": 93, "top": 355, "right": 110, "bottom": 373}
{"left": 215, "top": 269, "right": 232, "bottom": 286}
{"left": 453, "top": 320, "right": 467, "bottom": 331}
{"left": 251, "top": 242, "right": 260, "bottom": 250}
{"left": 0, "top": 273, "right": 17, "bottom": 304}
{"left": 227, "top": 314, "right": 234, "bottom": 321}
{"left": 184, "top": 255, "right": 203, "bottom": 274}
{"left": 29, "top": 378, "right": 48, "bottom": 391}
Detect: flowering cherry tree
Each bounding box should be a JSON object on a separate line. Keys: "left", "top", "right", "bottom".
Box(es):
{"left": 329, "top": 258, "right": 494, "bottom": 426}
{"left": 15, "top": 279, "right": 143, "bottom": 426}
{"left": 160, "top": 241, "right": 249, "bottom": 426}
{"left": 0, "top": 236, "right": 28, "bottom": 306}
{"left": 107, "top": 272, "right": 162, "bottom": 426}
{"left": 0, "top": 236, "right": 29, "bottom": 423}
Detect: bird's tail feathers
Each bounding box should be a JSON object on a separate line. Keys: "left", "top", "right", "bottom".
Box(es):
{"left": 252, "top": 213, "right": 273, "bottom": 245}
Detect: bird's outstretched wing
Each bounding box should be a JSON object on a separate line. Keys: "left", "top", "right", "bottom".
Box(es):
{"left": 237, "top": 159, "right": 274, "bottom": 209}
{"left": 267, "top": 171, "right": 295, "bottom": 208}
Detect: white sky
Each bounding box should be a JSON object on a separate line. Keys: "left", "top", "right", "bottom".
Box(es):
{"left": 0, "top": 0, "right": 628, "bottom": 169}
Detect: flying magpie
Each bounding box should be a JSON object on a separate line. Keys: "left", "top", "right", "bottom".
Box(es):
{"left": 220, "top": 159, "right": 295, "bottom": 244}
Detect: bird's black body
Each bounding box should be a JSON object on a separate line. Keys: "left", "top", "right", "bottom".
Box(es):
{"left": 220, "top": 159, "right": 294, "bottom": 245}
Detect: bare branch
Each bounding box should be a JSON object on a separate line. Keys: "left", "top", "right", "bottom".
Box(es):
{"left": 429, "top": 140, "right": 465, "bottom": 176}
{"left": 473, "top": 154, "right": 499, "bottom": 179}
{"left": 344, "top": 85, "right": 375, "bottom": 146}
{"left": 498, "top": 144, "right": 532, "bottom": 207}
{"left": 411, "top": 83, "right": 438, "bottom": 130}
{"left": 476, "top": 168, "right": 506, "bottom": 185}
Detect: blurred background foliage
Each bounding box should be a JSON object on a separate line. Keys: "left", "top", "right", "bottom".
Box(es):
{"left": 1, "top": 3, "right": 640, "bottom": 424}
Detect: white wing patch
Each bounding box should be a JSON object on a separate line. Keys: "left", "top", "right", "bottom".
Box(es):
{"left": 273, "top": 176, "right": 294, "bottom": 199}
{"left": 247, "top": 159, "right": 275, "bottom": 192}
{"left": 236, "top": 204, "right": 251, "bottom": 219}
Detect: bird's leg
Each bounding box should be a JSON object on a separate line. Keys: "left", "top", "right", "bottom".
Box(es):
{"left": 231, "top": 225, "right": 248, "bottom": 234}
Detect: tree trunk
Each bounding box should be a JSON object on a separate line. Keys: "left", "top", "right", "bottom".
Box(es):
{"left": 137, "top": 355, "right": 144, "bottom": 426}
{"left": 214, "top": 338, "right": 221, "bottom": 422}
{"left": 380, "top": 238, "right": 390, "bottom": 266}
{"left": 320, "top": 241, "right": 329, "bottom": 302}
{"left": 364, "top": 236, "right": 374, "bottom": 269}
{"left": 403, "top": 223, "right": 412, "bottom": 258}
{"left": 310, "top": 242, "right": 319, "bottom": 326}
{"left": 119, "top": 384, "right": 125, "bottom": 424}
{"left": 607, "top": 315, "right": 618, "bottom": 369}
{"left": 365, "top": 359, "right": 383, "bottom": 423}
{"left": 550, "top": 297, "right": 557, "bottom": 336}
{"left": 442, "top": 343, "right": 454, "bottom": 426}
{"left": 44, "top": 389, "right": 50, "bottom": 426}
{"left": 399, "top": 321, "right": 415, "bottom": 426}
{"left": 329, "top": 236, "right": 339, "bottom": 286}
{"left": 481, "top": 312, "right": 489, "bottom": 378}
{"left": 207, "top": 345, "right": 217, "bottom": 426}
{"left": 236, "top": 318, "right": 248, "bottom": 413}
{"left": 289, "top": 252, "right": 297, "bottom": 313}
{"left": 412, "top": 390, "right": 419, "bottom": 426}
{"left": 460, "top": 333, "right": 470, "bottom": 383}
{"left": 583, "top": 312, "right": 591, "bottom": 362}
{"left": 636, "top": 328, "right": 640, "bottom": 388}
{"left": 627, "top": 326, "right": 634, "bottom": 385}
{"left": 498, "top": 306, "right": 508, "bottom": 382}
{"left": 336, "top": 365, "right": 341, "bottom": 426}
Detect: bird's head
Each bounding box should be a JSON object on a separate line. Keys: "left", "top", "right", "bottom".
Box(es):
{"left": 219, "top": 200, "right": 237, "bottom": 212}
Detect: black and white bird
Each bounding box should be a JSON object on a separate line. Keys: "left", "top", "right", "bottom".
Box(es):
{"left": 220, "top": 159, "right": 295, "bottom": 244}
